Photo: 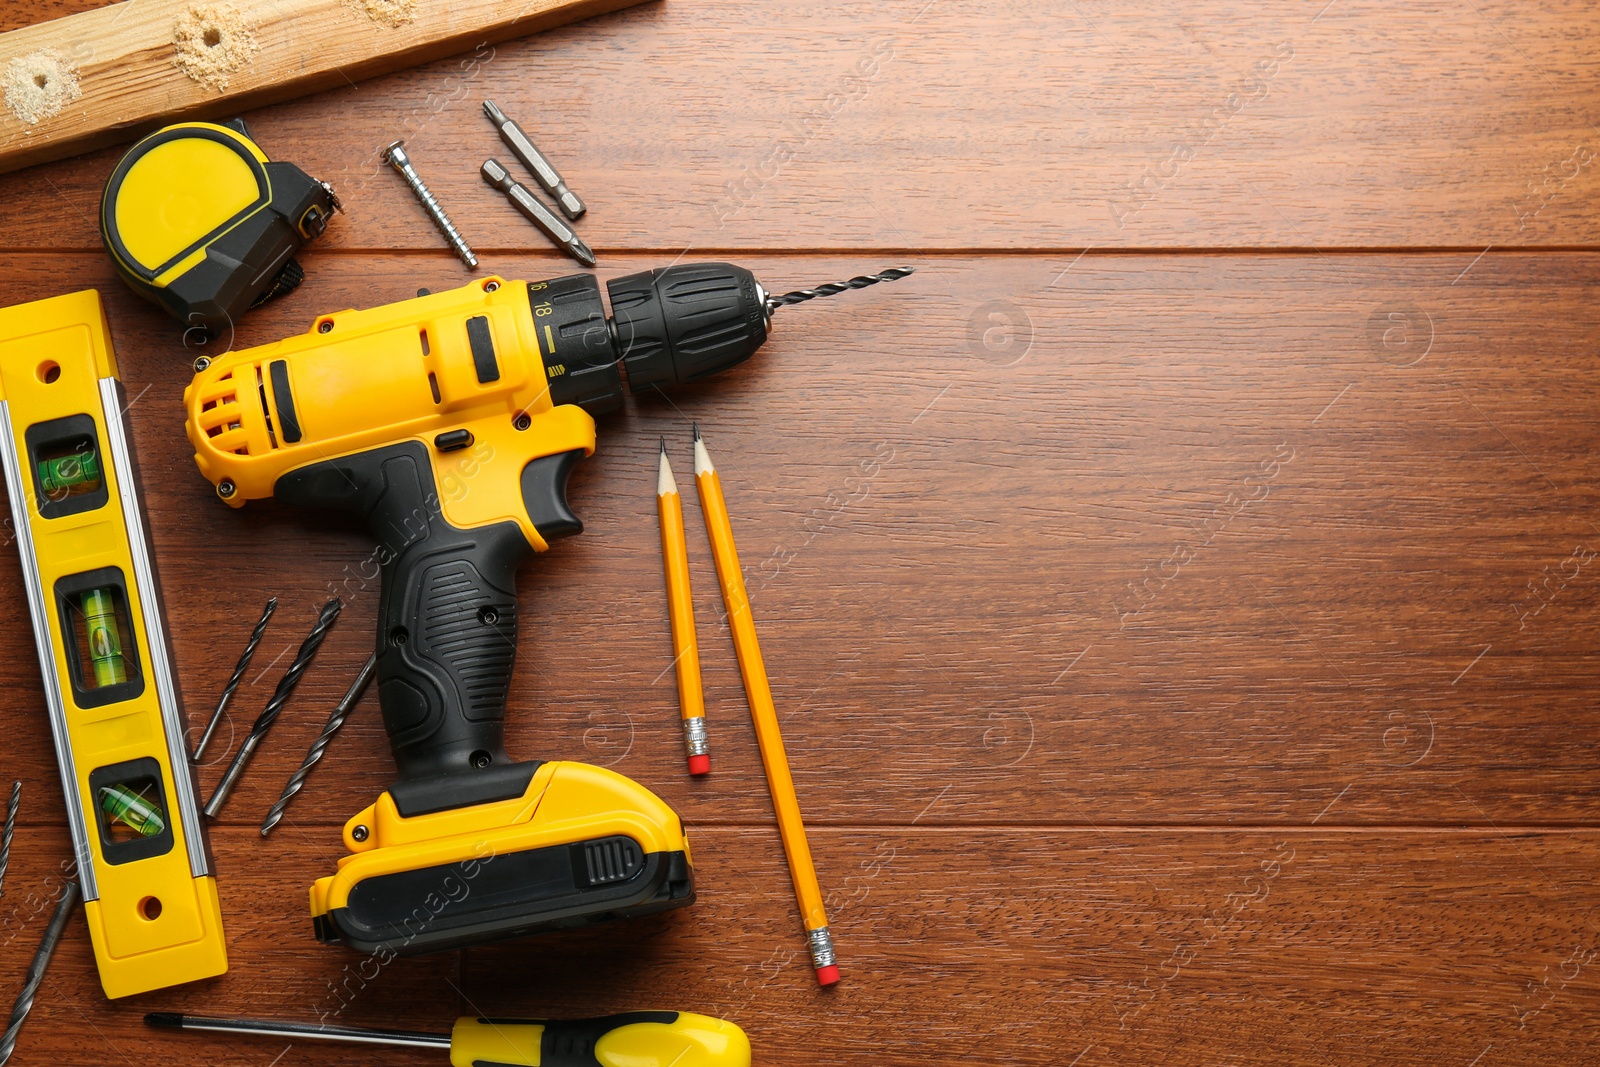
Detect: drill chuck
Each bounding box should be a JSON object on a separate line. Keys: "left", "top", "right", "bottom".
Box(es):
{"left": 608, "top": 263, "right": 769, "bottom": 394}
{"left": 533, "top": 262, "right": 770, "bottom": 417}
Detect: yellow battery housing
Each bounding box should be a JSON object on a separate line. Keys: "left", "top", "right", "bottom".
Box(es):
{"left": 0, "top": 290, "right": 226, "bottom": 998}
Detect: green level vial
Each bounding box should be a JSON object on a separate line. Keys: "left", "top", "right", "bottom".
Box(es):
{"left": 37, "top": 449, "right": 100, "bottom": 497}
{"left": 99, "top": 785, "right": 165, "bottom": 837}
{"left": 82, "top": 588, "right": 127, "bottom": 687}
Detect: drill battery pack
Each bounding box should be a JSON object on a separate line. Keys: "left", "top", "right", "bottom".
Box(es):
{"left": 310, "top": 761, "right": 694, "bottom": 956}
{"left": 0, "top": 290, "right": 226, "bottom": 997}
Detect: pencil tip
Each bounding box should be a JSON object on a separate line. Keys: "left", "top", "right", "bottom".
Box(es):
{"left": 692, "top": 422, "right": 701, "bottom": 442}
{"left": 660, "top": 436, "right": 666, "bottom": 454}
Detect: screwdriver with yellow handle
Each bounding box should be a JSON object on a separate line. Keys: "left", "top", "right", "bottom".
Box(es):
{"left": 145, "top": 1010, "right": 750, "bottom": 1067}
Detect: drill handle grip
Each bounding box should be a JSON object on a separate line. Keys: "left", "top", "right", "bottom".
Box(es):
{"left": 275, "top": 441, "right": 528, "bottom": 785}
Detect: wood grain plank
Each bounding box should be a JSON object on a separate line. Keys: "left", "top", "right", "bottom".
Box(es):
{"left": 0, "top": 827, "right": 1596, "bottom": 1066}
{"left": 0, "top": 0, "right": 647, "bottom": 173}
{"left": 0, "top": 252, "right": 1594, "bottom": 830}
{"left": 4, "top": 0, "right": 1600, "bottom": 248}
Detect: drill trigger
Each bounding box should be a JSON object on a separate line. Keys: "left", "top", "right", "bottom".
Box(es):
{"left": 520, "top": 450, "right": 584, "bottom": 542}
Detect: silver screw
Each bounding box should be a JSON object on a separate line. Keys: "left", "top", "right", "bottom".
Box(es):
{"left": 385, "top": 140, "right": 478, "bottom": 269}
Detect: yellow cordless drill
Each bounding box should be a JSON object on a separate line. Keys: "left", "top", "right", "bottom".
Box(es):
{"left": 182, "top": 263, "right": 911, "bottom": 956}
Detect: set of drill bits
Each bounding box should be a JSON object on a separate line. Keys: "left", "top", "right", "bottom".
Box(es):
{"left": 385, "top": 100, "right": 595, "bottom": 268}
{"left": 192, "top": 597, "right": 374, "bottom": 837}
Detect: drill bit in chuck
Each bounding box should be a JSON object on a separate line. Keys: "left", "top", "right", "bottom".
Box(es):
{"left": 0, "top": 880, "right": 79, "bottom": 1066}
{"left": 481, "top": 159, "right": 596, "bottom": 267}
{"left": 764, "top": 267, "right": 916, "bottom": 312}
{"left": 260, "top": 652, "right": 377, "bottom": 837}
{"left": 204, "top": 598, "right": 342, "bottom": 819}
{"left": 482, "top": 100, "right": 586, "bottom": 220}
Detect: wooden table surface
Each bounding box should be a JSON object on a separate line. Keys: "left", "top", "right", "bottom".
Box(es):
{"left": 1, "top": 1, "right": 1598, "bottom": 1064}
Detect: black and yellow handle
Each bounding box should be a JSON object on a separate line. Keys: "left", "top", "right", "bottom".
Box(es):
{"left": 451, "top": 1011, "right": 750, "bottom": 1067}
{"left": 274, "top": 438, "right": 585, "bottom": 813}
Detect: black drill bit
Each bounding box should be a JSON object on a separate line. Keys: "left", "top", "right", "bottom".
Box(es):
{"left": 192, "top": 597, "right": 277, "bottom": 763}
{"left": 0, "top": 880, "right": 79, "bottom": 1066}
{"left": 260, "top": 652, "right": 378, "bottom": 837}
{"left": 764, "top": 267, "right": 915, "bottom": 312}
{"left": 204, "top": 598, "right": 342, "bottom": 818}
{"left": 0, "top": 782, "right": 17, "bottom": 898}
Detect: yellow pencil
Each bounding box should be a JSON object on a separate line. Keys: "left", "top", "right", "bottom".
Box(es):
{"left": 658, "top": 439, "right": 710, "bottom": 776}
{"left": 692, "top": 426, "right": 839, "bottom": 987}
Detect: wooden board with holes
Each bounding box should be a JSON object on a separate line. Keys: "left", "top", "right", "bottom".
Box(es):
{"left": 0, "top": 0, "right": 647, "bottom": 174}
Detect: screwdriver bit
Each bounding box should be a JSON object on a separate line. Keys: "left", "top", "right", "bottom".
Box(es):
{"left": 481, "top": 159, "right": 596, "bottom": 268}
{"left": 482, "top": 100, "right": 586, "bottom": 221}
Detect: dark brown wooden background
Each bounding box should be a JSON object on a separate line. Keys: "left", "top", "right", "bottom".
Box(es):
{"left": 1, "top": 1, "right": 1598, "bottom": 1064}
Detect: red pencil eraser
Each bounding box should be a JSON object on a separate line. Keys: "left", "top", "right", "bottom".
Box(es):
{"left": 687, "top": 754, "right": 711, "bottom": 776}
{"left": 815, "top": 964, "right": 841, "bottom": 986}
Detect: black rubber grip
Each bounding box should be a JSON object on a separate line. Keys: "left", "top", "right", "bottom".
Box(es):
{"left": 276, "top": 442, "right": 533, "bottom": 782}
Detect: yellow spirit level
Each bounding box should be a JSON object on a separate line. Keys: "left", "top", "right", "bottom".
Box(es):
{"left": 0, "top": 290, "right": 226, "bottom": 998}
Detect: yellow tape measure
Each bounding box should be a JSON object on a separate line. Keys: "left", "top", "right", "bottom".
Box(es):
{"left": 100, "top": 120, "right": 339, "bottom": 338}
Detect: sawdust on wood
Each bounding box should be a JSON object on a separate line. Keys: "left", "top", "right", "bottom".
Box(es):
{"left": 348, "top": 0, "right": 419, "bottom": 29}
{"left": 173, "top": 3, "right": 261, "bottom": 92}
{"left": 3, "top": 49, "right": 83, "bottom": 126}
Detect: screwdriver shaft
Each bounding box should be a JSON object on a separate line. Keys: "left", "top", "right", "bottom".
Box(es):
{"left": 145, "top": 1012, "right": 449, "bottom": 1050}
